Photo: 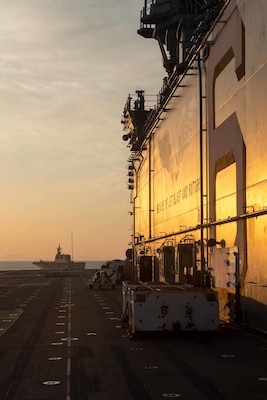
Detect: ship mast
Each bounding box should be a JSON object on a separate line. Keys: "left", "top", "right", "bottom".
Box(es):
{"left": 71, "top": 231, "right": 74, "bottom": 261}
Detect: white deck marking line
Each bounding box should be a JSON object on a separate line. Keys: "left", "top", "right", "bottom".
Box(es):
{"left": 66, "top": 278, "right": 72, "bottom": 400}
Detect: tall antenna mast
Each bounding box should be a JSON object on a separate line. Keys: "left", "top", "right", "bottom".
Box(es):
{"left": 71, "top": 230, "right": 74, "bottom": 260}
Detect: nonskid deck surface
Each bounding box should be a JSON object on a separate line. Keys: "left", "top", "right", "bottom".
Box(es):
{"left": 0, "top": 271, "right": 266, "bottom": 400}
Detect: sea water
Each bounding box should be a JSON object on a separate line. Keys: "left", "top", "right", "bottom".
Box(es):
{"left": 0, "top": 260, "right": 106, "bottom": 271}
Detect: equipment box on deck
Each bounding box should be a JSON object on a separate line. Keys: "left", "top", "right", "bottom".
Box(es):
{"left": 122, "top": 281, "right": 173, "bottom": 324}
{"left": 127, "top": 285, "right": 219, "bottom": 337}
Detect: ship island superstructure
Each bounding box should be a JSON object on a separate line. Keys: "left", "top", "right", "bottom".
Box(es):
{"left": 121, "top": 0, "right": 267, "bottom": 333}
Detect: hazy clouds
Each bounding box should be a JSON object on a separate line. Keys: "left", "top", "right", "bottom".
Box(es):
{"left": 0, "top": 0, "right": 164, "bottom": 260}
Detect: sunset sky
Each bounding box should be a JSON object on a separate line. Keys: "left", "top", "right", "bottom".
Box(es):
{"left": 0, "top": 0, "right": 164, "bottom": 261}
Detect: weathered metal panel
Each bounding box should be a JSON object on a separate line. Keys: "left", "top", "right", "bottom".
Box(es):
{"left": 206, "top": 0, "right": 267, "bottom": 328}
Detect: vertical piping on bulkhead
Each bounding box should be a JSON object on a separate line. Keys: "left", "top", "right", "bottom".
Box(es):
{"left": 197, "top": 52, "right": 205, "bottom": 287}
{"left": 148, "top": 135, "right": 153, "bottom": 240}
